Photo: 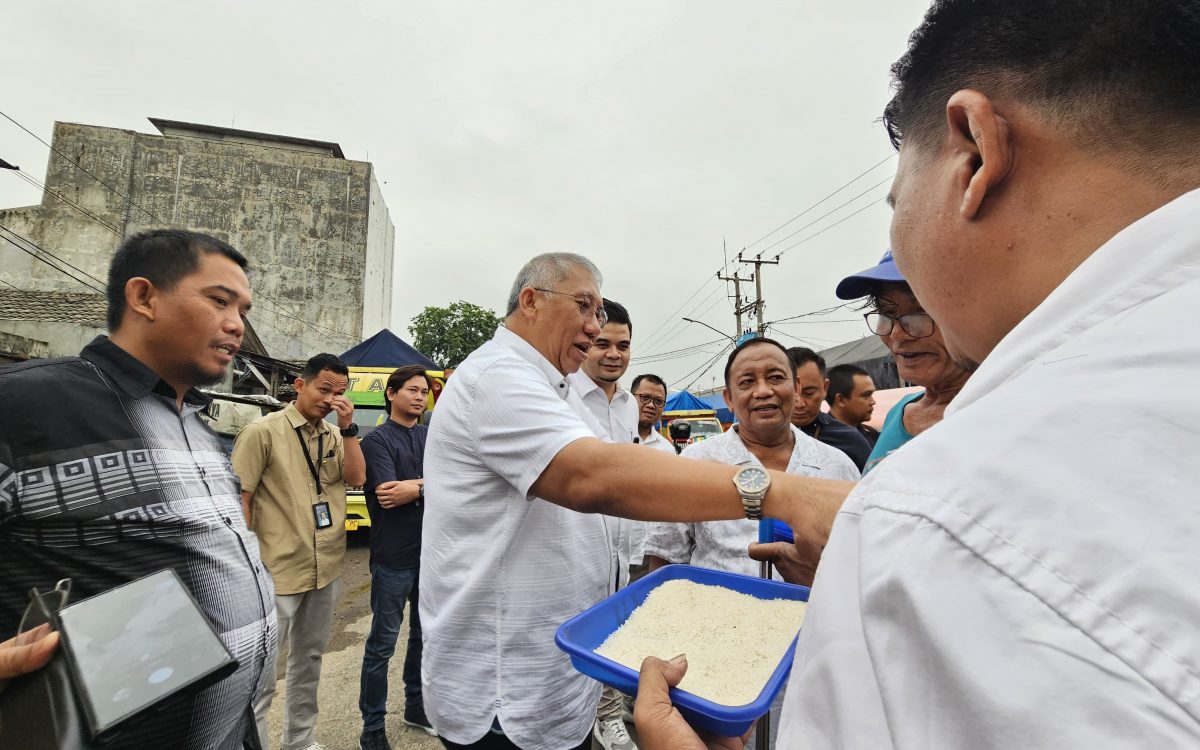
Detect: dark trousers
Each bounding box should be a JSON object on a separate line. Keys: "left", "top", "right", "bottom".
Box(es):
{"left": 358, "top": 564, "right": 423, "bottom": 731}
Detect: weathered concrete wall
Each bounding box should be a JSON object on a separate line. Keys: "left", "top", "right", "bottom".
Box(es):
{"left": 0, "top": 206, "right": 50, "bottom": 291}
{"left": 0, "top": 330, "right": 50, "bottom": 362}
{"left": 0, "top": 320, "right": 103, "bottom": 358}
{"left": 0, "top": 121, "right": 396, "bottom": 361}
{"left": 362, "top": 167, "right": 394, "bottom": 338}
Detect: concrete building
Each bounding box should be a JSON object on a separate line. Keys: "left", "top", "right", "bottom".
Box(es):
{"left": 0, "top": 118, "right": 395, "bottom": 360}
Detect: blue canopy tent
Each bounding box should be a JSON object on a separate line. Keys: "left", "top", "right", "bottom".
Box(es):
{"left": 340, "top": 329, "right": 437, "bottom": 369}
{"left": 663, "top": 390, "right": 712, "bottom": 414}
{"left": 696, "top": 392, "right": 734, "bottom": 427}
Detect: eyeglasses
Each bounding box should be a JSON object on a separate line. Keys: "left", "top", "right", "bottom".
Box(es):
{"left": 634, "top": 393, "right": 666, "bottom": 408}
{"left": 864, "top": 311, "right": 936, "bottom": 339}
{"left": 533, "top": 288, "right": 608, "bottom": 326}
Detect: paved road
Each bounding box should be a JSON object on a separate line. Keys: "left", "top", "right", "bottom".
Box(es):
{"left": 264, "top": 533, "right": 441, "bottom": 750}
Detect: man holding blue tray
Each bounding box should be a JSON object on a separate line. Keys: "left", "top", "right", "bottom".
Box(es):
{"left": 636, "top": 1, "right": 1200, "bottom": 747}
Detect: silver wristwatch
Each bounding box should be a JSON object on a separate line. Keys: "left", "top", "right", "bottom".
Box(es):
{"left": 732, "top": 466, "right": 771, "bottom": 520}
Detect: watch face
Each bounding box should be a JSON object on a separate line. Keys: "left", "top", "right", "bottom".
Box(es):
{"left": 737, "top": 467, "right": 769, "bottom": 492}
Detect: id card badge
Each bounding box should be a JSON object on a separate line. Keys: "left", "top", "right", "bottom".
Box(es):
{"left": 313, "top": 500, "right": 333, "bottom": 529}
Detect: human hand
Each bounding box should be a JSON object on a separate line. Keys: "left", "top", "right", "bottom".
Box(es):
{"left": 634, "top": 654, "right": 750, "bottom": 750}
{"left": 331, "top": 395, "right": 355, "bottom": 430}
{"left": 748, "top": 539, "right": 822, "bottom": 587}
{"left": 375, "top": 479, "right": 423, "bottom": 509}
{"left": 0, "top": 623, "right": 60, "bottom": 680}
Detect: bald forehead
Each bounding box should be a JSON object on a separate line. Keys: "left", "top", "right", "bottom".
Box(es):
{"left": 726, "top": 342, "right": 792, "bottom": 384}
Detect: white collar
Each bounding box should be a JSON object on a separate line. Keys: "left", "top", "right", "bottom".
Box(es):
{"left": 493, "top": 326, "right": 572, "bottom": 400}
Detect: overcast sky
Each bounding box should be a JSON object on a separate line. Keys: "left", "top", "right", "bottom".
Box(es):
{"left": 2, "top": 0, "right": 931, "bottom": 390}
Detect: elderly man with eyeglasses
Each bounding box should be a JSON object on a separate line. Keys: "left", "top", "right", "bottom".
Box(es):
{"left": 835, "top": 250, "right": 971, "bottom": 474}
{"left": 418, "top": 252, "right": 857, "bottom": 750}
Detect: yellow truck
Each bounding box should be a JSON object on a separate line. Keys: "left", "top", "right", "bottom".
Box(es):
{"left": 341, "top": 366, "right": 445, "bottom": 531}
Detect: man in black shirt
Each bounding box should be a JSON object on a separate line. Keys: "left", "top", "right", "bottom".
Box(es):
{"left": 826, "top": 363, "right": 880, "bottom": 448}
{"left": 786, "top": 347, "right": 872, "bottom": 472}
{"left": 358, "top": 365, "right": 434, "bottom": 750}
{"left": 0, "top": 230, "right": 274, "bottom": 749}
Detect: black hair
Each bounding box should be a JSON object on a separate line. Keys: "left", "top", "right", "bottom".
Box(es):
{"left": 106, "top": 229, "right": 248, "bottom": 331}
{"left": 723, "top": 337, "right": 795, "bottom": 387}
{"left": 883, "top": 0, "right": 1200, "bottom": 166}
{"left": 631, "top": 373, "right": 667, "bottom": 396}
{"left": 301, "top": 353, "right": 349, "bottom": 381}
{"left": 385, "top": 364, "right": 433, "bottom": 410}
{"left": 785, "top": 347, "right": 826, "bottom": 378}
{"left": 825, "top": 364, "right": 871, "bottom": 407}
{"left": 603, "top": 298, "right": 631, "bottom": 334}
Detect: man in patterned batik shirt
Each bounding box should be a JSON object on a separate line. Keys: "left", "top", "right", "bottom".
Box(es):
{"left": 0, "top": 229, "right": 275, "bottom": 749}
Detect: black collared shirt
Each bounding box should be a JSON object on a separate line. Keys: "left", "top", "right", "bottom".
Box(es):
{"left": 0, "top": 336, "right": 275, "bottom": 749}
{"left": 361, "top": 418, "right": 427, "bottom": 569}
{"left": 798, "top": 411, "right": 873, "bottom": 472}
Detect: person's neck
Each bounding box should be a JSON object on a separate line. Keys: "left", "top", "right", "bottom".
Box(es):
{"left": 920, "top": 373, "right": 969, "bottom": 407}
{"left": 292, "top": 402, "right": 324, "bottom": 428}
{"left": 638, "top": 424, "right": 654, "bottom": 440}
{"left": 596, "top": 379, "right": 617, "bottom": 401}
{"left": 737, "top": 423, "right": 795, "bottom": 461}
{"left": 829, "top": 407, "right": 856, "bottom": 426}
{"left": 108, "top": 330, "right": 189, "bottom": 410}
{"left": 390, "top": 410, "right": 418, "bottom": 428}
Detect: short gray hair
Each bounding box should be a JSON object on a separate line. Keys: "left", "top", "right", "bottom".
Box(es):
{"left": 505, "top": 252, "right": 603, "bottom": 316}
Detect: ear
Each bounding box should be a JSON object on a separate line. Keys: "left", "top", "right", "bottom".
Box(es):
{"left": 123, "top": 277, "right": 157, "bottom": 324}
{"left": 517, "top": 286, "right": 542, "bottom": 322}
{"left": 945, "top": 89, "right": 1013, "bottom": 220}
{"left": 294, "top": 376, "right": 305, "bottom": 391}
{"left": 722, "top": 387, "right": 734, "bottom": 412}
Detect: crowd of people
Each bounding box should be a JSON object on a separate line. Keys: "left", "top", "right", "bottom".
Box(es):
{"left": 2, "top": 0, "right": 1198, "bottom": 748}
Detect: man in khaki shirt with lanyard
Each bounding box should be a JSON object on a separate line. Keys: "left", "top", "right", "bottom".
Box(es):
{"left": 234, "top": 352, "right": 367, "bottom": 750}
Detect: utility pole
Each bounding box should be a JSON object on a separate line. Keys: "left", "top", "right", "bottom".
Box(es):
{"left": 717, "top": 269, "right": 755, "bottom": 337}
{"left": 738, "top": 252, "right": 780, "bottom": 335}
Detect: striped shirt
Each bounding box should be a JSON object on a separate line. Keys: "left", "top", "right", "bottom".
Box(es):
{"left": 0, "top": 336, "right": 276, "bottom": 749}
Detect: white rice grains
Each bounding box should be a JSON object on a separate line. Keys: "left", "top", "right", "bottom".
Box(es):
{"left": 594, "top": 579, "right": 807, "bottom": 706}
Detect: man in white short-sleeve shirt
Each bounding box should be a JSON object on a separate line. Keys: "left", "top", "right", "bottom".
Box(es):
{"left": 420, "top": 253, "right": 858, "bottom": 750}
{"left": 632, "top": 1, "right": 1200, "bottom": 747}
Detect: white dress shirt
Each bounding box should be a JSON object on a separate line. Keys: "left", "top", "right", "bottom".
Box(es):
{"left": 419, "top": 326, "right": 610, "bottom": 750}
{"left": 780, "top": 187, "right": 1200, "bottom": 748}
{"left": 643, "top": 425, "right": 859, "bottom": 577}
{"left": 641, "top": 427, "right": 676, "bottom": 454}
{"left": 568, "top": 370, "right": 647, "bottom": 575}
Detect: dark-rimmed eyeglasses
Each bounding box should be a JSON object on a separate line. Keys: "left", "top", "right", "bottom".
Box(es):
{"left": 634, "top": 393, "right": 666, "bottom": 408}
{"left": 533, "top": 288, "right": 608, "bottom": 326}
{"left": 864, "top": 311, "right": 935, "bottom": 339}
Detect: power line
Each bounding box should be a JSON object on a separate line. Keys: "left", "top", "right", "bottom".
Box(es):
{"left": 670, "top": 341, "right": 734, "bottom": 391}
{"left": 759, "top": 175, "right": 893, "bottom": 258}
{"left": 631, "top": 336, "right": 728, "bottom": 364}
{"left": 742, "top": 153, "right": 895, "bottom": 253}
{"left": 0, "top": 278, "right": 20, "bottom": 290}
{"left": 637, "top": 155, "right": 899, "bottom": 356}
{"left": 772, "top": 196, "right": 889, "bottom": 260}
{"left": 0, "top": 228, "right": 106, "bottom": 294}
{"left": 8, "top": 169, "right": 124, "bottom": 237}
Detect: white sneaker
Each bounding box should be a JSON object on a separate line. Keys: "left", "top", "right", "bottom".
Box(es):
{"left": 593, "top": 718, "right": 638, "bottom": 750}
{"left": 298, "top": 743, "right": 328, "bottom": 750}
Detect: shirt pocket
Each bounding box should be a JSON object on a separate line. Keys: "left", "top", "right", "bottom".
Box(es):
{"left": 319, "top": 451, "right": 343, "bottom": 486}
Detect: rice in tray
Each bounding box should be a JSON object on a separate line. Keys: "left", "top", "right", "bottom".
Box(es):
{"left": 594, "top": 578, "right": 807, "bottom": 706}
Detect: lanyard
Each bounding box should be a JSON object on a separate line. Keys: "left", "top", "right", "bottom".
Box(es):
{"left": 295, "top": 426, "right": 325, "bottom": 499}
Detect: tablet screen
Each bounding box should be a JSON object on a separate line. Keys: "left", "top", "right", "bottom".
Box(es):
{"left": 56, "top": 569, "right": 236, "bottom": 736}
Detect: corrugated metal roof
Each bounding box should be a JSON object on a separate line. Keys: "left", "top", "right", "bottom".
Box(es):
{"left": 819, "top": 336, "right": 892, "bottom": 367}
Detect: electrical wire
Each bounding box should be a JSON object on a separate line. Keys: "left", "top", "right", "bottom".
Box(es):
{"left": 0, "top": 226, "right": 106, "bottom": 294}
{"left": 772, "top": 194, "right": 890, "bottom": 261}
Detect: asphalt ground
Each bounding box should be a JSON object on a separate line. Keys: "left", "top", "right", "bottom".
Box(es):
{"left": 264, "top": 533, "right": 625, "bottom": 750}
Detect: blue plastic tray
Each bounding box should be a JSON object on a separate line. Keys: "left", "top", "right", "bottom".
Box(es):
{"left": 555, "top": 564, "right": 810, "bottom": 736}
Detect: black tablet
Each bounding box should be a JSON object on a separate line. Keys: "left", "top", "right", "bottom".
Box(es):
{"left": 55, "top": 569, "right": 238, "bottom": 739}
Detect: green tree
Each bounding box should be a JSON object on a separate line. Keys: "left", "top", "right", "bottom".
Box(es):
{"left": 409, "top": 300, "right": 502, "bottom": 368}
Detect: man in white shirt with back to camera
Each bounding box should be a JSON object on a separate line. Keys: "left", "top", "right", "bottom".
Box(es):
{"left": 633, "top": 1, "right": 1200, "bottom": 748}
